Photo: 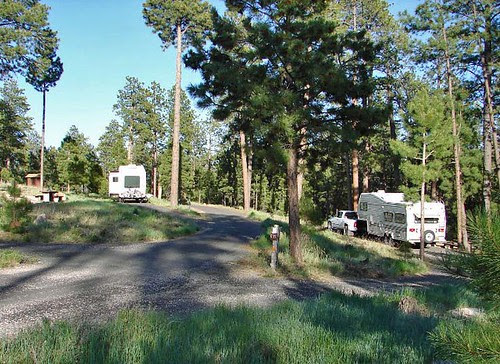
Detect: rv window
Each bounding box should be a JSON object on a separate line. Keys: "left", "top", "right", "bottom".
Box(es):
{"left": 345, "top": 212, "right": 358, "bottom": 220}
{"left": 414, "top": 216, "right": 439, "bottom": 224}
{"left": 394, "top": 213, "right": 405, "bottom": 224}
{"left": 124, "top": 176, "right": 141, "bottom": 188}
{"left": 384, "top": 212, "right": 394, "bottom": 222}
{"left": 112, "top": 177, "right": 118, "bottom": 183}
{"left": 360, "top": 202, "right": 368, "bottom": 211}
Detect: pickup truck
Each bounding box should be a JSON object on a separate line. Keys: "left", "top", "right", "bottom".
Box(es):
{"left": 327, "top": 210, "right": 359, "bottom": 236}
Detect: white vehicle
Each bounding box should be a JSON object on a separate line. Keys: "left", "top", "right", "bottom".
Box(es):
{"left": 357, "top": 190, "right": 446, "bottom": 246}
{"left": 327, "top": 210, "right": 359, "bottom": 235}
{"left": 108, "top": 164, "right": 148, "bottom": 202}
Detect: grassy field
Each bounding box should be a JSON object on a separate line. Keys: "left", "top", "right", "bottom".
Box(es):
{"left": 1, "top": 283, "right": 496, "bottom": 363}
{"left": 0, "top": 249, "right": 37, "bottom": 268}
{"left": 0, "top": 199, "right": 198, "bottom": 244}
{"left": 246, "top": 212, "right": 427, "bottom": 279}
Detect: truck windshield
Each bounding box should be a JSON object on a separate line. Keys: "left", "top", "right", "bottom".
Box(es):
{"left": 124, "top": 176, "right": 140, "bottom": 188}
{"left": 345, "top": 212, "right": 358, "bottom": 219}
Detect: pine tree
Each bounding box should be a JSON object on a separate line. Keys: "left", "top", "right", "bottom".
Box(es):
{"left": 25, "top": 28, "right": 63, "bottom": 191}
{"left": 0, "top": 78, "right": 33, "bottom": 179}
{"left": 391, "top": 88, "right": 452, "bottom": 260}
{"left": 187, "top": 0, "right": 380, "bottom": 263}
{"left": 97, "top": 120, "right": 127, "bottom": 176}
{"left": 143, "top": 0, "right": 212, "bottom": 207}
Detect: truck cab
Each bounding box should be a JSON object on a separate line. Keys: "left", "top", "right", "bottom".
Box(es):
{"left": 327, "top": 210, "right": 358, "bottom": 235}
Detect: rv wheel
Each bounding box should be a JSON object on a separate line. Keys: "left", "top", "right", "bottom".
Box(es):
{"left": 424, "top": 230, "right": 435, "bottom": 244}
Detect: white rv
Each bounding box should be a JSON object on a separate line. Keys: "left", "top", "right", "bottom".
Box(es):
{"left": 357, "top": 190, "right": 446, "bottom": 246}
{"left": 108, "top": 164, "right": 148, "bottom": 202}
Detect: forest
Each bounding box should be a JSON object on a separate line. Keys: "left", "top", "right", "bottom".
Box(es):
{"left": 1, "top": 0, "right": 498, "bottom": 259}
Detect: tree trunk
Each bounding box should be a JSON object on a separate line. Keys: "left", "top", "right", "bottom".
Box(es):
{"left": 127, "top": 124, "right": 133, "bottom": 163}
{"left": 431, "top": 181, "right": 438, "bottom": 200}
{"left": 239, "top": 130, "right": 250, "bottom": 211}
{"left": 362, "top": 142, "right": 370, "bottom": 193}
{"left": 170, "top": 23, "right": 182, "bottom": 207}
{"left": 287, "top": 145, "right": 302, "bottom": 264}
{"left": 473, "top": 1, "right": 499, "bottom": 207}
{"left": 387, "top": 67, "right": 400, "bottom": 188}
{"left": 346, "top": 153, "right": 353, "bottom": 210}
{"left": 420, "top": 136, "right": 426, "bottom": 262}
{"left": 248, "top": 137, "right": 253, "bottom": 208}
{"left": 443, "top": 25, "right": 470, "bottom": 252}
{"left": 39, "top": 89, "right": 46, "bottom": 191}
{"left": 152, "top": 144, "right": 158, "bottom": 197}
{"left": 352, "top": 148, "right": 359, "bottom": 210}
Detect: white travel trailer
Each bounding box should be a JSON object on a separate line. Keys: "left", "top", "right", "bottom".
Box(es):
{"left": 357, "top": 190, "right": 446, "bottom": 246}
{"left": 108, "top": 164, "right": 148, "bottom": 202}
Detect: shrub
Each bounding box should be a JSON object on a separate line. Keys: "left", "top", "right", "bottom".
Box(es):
{"left": 0, "top": 181, "right": 32, "bottom": 233}
{"left": 299, "top": 196, "right": 324, "bottom": 226}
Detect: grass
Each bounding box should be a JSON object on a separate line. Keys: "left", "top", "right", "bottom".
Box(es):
{"left": 1, "top": 283, "right": 496, "bottom": 363}
{"left": 0, "top": 249, "right": 36, "bottom": 268}
{"left": 247, "top": 212, "right": 427, "bottom": 279}
{"left": 148, "top": 197, "right": 202, "bottom": 217}
{"left": 0, "top": 199, "right": 198, "bottom": 244}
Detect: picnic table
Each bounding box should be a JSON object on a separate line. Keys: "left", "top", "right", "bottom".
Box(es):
{"left": 35, "top": 191, "right": 65, "bottom": 202}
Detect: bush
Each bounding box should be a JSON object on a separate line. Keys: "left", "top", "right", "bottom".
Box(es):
{"left": 299, "top": 196, "right": 324, "bottom": 226}
{"left": 0, "top": 181, "right": 32, "bottom": 233}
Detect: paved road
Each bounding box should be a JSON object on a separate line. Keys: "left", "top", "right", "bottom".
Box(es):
{"left": 0, "top": 204, "right": 459, "bottom": 337}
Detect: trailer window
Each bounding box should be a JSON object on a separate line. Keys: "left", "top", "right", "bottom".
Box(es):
{"left": 414, "top": 216, "right": 439, "bottom": 224}
{"left": 360, "top": 202, "right": 368, "bottom": 211}
{"left": 345, "top": 212, "right": 358, "bottom": 219}
{"left": 394, "top": 213, "right": 405, "bottom": 224}
{"left": 124, "top": 176, "right": 140, "bottom": 188}
{"left": 112, "top": 177, "right": 118, "bottom": 183}
{"left": 384, "top": 212, "right": 394, "bottom": 222}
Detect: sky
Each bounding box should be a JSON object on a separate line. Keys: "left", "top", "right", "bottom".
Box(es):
{"left": 14, "top": 0, "right": 418, "bottom": 148}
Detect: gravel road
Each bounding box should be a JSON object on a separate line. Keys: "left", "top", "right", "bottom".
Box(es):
{"left": 0, "top": 204, "right": 458, "bottom": 337}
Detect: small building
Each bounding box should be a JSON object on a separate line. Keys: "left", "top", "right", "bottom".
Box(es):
{"left": 25, "top": 173, "right": 41, "bottom": 188}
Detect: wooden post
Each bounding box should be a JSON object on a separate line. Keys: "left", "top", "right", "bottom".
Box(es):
{"left": 270, "top": 224, "right": 280, "bottom": 270}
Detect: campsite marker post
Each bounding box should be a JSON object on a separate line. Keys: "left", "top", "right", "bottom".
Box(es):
{"left": 270, "top": 224, "right": 280, "bottom": 270}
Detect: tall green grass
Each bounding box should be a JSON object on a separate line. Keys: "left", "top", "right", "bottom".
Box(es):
{"left": 0, "top": 200, "right": 197, "bottom": 244}
{"left": 0, "top": 249, "right": 36, "bottom": 268}
{"left": 1, "top": 290, "right": 441, "bottom": 364}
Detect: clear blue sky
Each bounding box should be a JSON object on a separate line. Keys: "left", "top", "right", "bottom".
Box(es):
{"left": 16, "top": 0, "right": 418, "bottom": 148}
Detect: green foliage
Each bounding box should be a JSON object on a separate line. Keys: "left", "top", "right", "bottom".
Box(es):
{"left": 0, "top": 79, "right": 34, "bottom": 179}
{"left": 56, "top": 126, "right": 102, "bottom": 193}
{"left": 142, "top": 0, "right": 212, "bottom": 49}
{"left": 467, "top": 211, "right": 500, "bottom": 305}
{"left": 299, "top": 196, "right": 324, "bottom": 226}
{"left": 430, "top": 314, "right": 500, "bottom": 363}
{"left": 0, "top": 0, "right": 53, "bottom": 77}
{"left": 0, "top": 181, "right": 32, "bottom": 232}
{"left": 97, "top": 120, "right": 127, "bottom": 175}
